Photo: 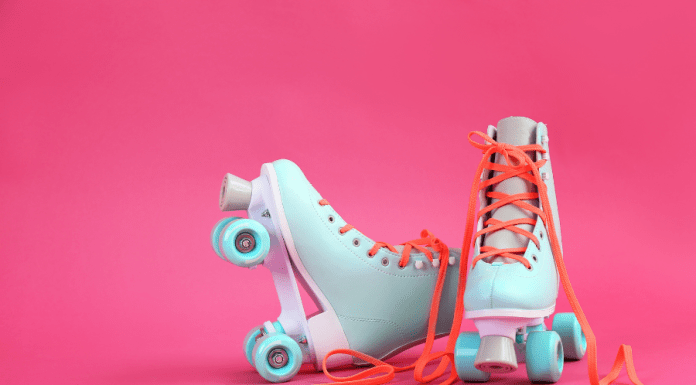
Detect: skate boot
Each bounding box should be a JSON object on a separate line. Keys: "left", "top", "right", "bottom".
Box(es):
{"left": 453, "top": 117, "right": 642, "bottom": 384}
{"left": 210, "top": 160, "right": 460, "bottom": 383}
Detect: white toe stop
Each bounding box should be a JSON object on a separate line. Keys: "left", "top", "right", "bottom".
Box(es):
{"left": 415, "top": 260, "right": 424, "bottom": 269}
{"left": 448, "top": 257, "right": 456, "bottom": 265}
{"left": 432, "top": 259, "right": 440, "bottom": 267}
{"left": 219, "top": 173, "right": 252, "bottom": 211}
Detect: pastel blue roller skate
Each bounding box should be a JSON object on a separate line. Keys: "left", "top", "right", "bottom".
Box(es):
{"left": 454, "top": 117, "right": 586, "bottom": 383}
{"left": 211, "top": 160, "right": 460, "bottom": 382}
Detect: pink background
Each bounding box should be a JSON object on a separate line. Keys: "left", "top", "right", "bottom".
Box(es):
{"left": 1, "top": 1, "right": 694, "bottom": 384}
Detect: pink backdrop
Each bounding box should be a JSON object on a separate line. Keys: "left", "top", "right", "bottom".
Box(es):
{"left": 1, "top": 1, "right": 694, "bottom": 384}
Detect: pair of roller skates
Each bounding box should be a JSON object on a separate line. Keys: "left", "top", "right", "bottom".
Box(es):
{"left": 210, "top": 117, "right": 641, "bottom": 384}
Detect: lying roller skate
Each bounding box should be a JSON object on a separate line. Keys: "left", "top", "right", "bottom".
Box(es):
{"left": 211, "top": 160, "right": 460, "bottom": 383}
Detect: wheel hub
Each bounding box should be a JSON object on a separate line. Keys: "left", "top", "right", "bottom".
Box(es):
{"left": 268, "top": 348, "right": 288, "bottom": 368}
{"left": 235, "top": 232, "right": 255, "bottom": 253}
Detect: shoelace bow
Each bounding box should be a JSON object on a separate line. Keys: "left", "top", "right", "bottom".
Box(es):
{"left": 318, "top": 131, "right": 643, "bottom": 385}
{"left": 317, "top": 199, "right": 455, "bottom": 385}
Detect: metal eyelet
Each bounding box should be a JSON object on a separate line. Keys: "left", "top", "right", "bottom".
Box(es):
{"left": 328, "top": 215, "right": 335, "bottom": 223}
{"left": 353, "top": 238, "right": 360, "bottom": 247}
{"left": 339, "top": 228, "right": 346, "bottom": 235}
{"left": 398, "top": 264, "right": 406, "bottom": 270}
{"left": 539, "top": 232, "right": 544, "bottom": 240}
{"left": 381, "top": 257, "right": 389, "bottom": 266}
{"left": 367, "top": 251, "right": 374, "bottom": 258}
{"left": 527, "top": 264, "right": 533, "bottom": 271}
{"left": 532, "top": 255, "right": 538, "bottom": 262}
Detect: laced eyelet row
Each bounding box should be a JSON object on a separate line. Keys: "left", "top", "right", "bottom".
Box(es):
{"left": 319, "top": 198, "right": 442, "bottom": 271}
{"left": 529, "top": 230, "right": 547, "bottom": 270}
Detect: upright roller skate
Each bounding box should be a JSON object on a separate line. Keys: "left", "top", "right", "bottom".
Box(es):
{"left": 211, "top": 160, "right": 460, "bottom": 383}
{"left": 453, "top": 117, "right": 584, "bottom": 383}
{"left": 453, "top": 117, "right": 642, "bottom": 385}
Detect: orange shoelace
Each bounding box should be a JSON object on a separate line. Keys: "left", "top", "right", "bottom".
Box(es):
{"left": 319, "top": 131, "right": 643, "bottom": 385}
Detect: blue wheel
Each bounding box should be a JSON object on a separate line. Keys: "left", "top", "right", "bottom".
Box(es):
{"left": 252, "top": 333, "right": 302, "bottom": 383}
{"left": 552, "top": 313, "right": 587, "bottom": 361}
{"left": 243, "top": 325, "right": 263, "bottom": 366}
{"left": 454, "top": 332, "right": 491, "bottom": 383}
{"left": 211, "top": 217, "right": 239, "bottom": 258}
{"left": 245, "top": 322, "right": 286, "bottom": 367}
{"left": 525, "top": 331, "right": 563, "bottom": 383}
{"left": 219, "top": 218, "right": 270, "bottom": 267}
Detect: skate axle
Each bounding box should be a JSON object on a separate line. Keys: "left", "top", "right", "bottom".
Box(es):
{"left": 235, "top": 232, "right": 256, "bottom": 253}
{"left": 268, "top": 348, "right": 289, "bottom": 368}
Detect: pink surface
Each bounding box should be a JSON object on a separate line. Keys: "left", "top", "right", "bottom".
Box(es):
{"left": 1, "top": 1, "right": 694, "bottom": 384}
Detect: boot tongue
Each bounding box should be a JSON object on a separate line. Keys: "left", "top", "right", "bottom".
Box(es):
{"left": 495, "top": 117, "right": 537, "bottom": 147}
{"left": 483, "top": 117, "right": 538, "bottom": 264}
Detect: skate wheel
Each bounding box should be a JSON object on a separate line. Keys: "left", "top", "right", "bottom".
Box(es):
{"left": 243, "top": 325, "right": 263, "bottom": 366}
{"left": 219, "top": 218, "right": 270, "bottom": 267}
{"left": 252, "top": 333, "right": 302, "bottom": 383}
{"left": 211, "top": 217, "right": 239, "bottom": 258}
{"left": 525, "top": 331, "right": 563, "bottom": 383}
{"left": 245, "top": 322, "right": 286, "bottom": 367}
{"left": 454, "top": 332, "right": 491, "bottom": 383}
{"left": 552, "top": 313, "right": 587, "bottom": 360}
{"left": 516, "top": 323, "right": 547, "bottom": 363}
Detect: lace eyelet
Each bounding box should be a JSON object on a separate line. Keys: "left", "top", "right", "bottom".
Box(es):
{"left": 381, "top": 257, "right": 389, "bottom": 267}
{"left": 328, "top": 215, "right": 335, "bottom": 223}
{"left": 532, "top": 255, "right": 538, "bottom": 262}
{"left": 398, "top": 263, "right": 406, "bottom": 270}
{"left": 353, "top": 238, "right": 360, "bottom": 247}
{"left": 367, "top": 251, "right": 374, "bottom": 258}
{"left": 539, "top": 232, "right": 544, "bottom": 240}
{"left": 339, "top": 228, "right": 346, "bottom": 235}
{"left": 527, "top": 264, "right": 533, "bottom": 271}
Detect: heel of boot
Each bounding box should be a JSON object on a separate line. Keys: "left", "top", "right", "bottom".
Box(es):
{"left": 307, "top": 311, "right": 351, "bottom": 370}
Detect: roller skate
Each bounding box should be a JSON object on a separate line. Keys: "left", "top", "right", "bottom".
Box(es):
{"left": 210, "top": 160, "right": 460, "bottom": 383}
{"left": 453, "top": 117, "right": 642, "bottom": 384}
{"left": 450, "top": 117, "right": 583, "bottom": 383}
